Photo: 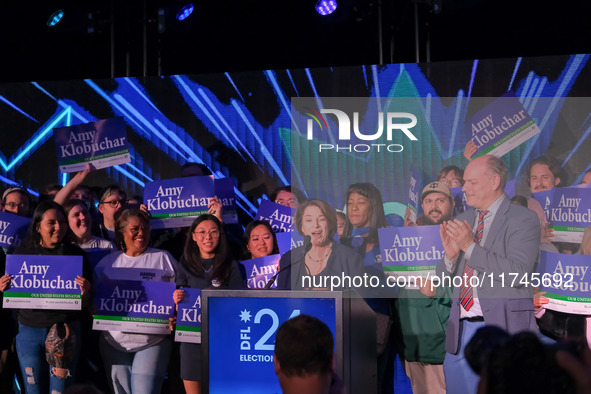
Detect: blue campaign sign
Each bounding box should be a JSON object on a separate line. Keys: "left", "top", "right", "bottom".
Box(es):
{"left": 407, "top": 167, "right": 421, "bottom": 221}
{"left": 538, "top": 251, "right": 591, "bottom": 315}
{"left": 379, "top": 225, "right": 444, "bottom": 280}
{"left": 176, "top": 288, "right": 202, "bottom": 343}
{"left": 0, "top": 211, "right": 31, "bottom": 251}
{"left": 3, "top": 255, "right": 82, "bottom": 310}
{"left": 276, "top": 231, "right": 291, "bottom": 255}
{"left": 505, "top": 179, "right": 516, "bottom": 198}
{"left": 241, "top": 254, "right": 281, "bottom": 289}
{"left": 93, "top": 279, "right": 176, "bottom": 333}
{"left": 254, "top": 200, "right": 293, "bottom": 233}
{"left": 276, "top": 231, "right": 305, "bottom": 255}
{"left": 144, "top": 176, "right": 215, "bottom": 229}
{"left": 532, "top": 186, "right": 591, "bottom": 243}
{"left": 54, "top": 117, "right": 131, "bottom": 173}
{"left": 214, "top": 178, "right": 238, "bottom": 224}
{"left": 207, "top": 296, "right": 337, "bottom": 394}
{"left": 465, "top": 93, "right": 540, "bottom": 158}
{"left": 450, "top": 186, "right": 469, "bottom": 217}
{"left": 94, "top": 279, "right": 176, "bottom": 318}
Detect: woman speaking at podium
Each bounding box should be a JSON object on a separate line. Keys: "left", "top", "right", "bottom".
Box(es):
{"left": 276, "top": 199, "right": 364, "bottom": 290}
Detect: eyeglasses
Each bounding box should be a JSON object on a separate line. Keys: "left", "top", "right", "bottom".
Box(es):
{"left": 100, "top": 199, "right": 127, "bottom": 208}
{"left": 275, "top": 198, "right": 298, "bottom": 206}
{"left": 5, "top": 202, "right": 28, "bottom": 209}
{"left": 194, "top": 230, "right": 220, "bottom": 239}
{"left": 439, "top": 179, "right": 462, "bottom": 188}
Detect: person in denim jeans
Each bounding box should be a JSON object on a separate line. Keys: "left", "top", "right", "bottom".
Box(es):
{"left": 95, "top": 209, "right": 177, "bottom": 394}
{"left": 5, "top": 201, "right": 92, "bottom": 394}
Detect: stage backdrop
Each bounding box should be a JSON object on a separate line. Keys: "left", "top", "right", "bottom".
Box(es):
{"left": 0, "top": 54, "right": 590, "bottom": 220}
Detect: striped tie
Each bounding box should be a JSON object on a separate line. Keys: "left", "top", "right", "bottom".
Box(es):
{"left": 459, "top": 209, "right": 489, "bottom": 311}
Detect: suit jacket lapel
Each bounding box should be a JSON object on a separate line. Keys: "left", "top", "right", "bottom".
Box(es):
{"left": 484, "top": 195, "right": 510, "bottom": 248}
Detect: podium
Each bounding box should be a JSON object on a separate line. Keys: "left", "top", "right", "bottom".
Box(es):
{"left": 201, "top": 289, "right": 377, "bottom": 393}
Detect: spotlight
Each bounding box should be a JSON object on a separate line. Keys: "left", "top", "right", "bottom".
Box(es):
{"left": 315, "top": 0, "right": 337, "bottom": 16}
{"left": 47, "top": 9, "right": 64, "bottom": 27}
{"left": 176, "top": 4, "right": 194, "bottom": 21}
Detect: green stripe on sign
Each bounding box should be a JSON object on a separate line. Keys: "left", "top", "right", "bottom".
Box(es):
{"left": 383, "top": 265, "right": 435, "bottom": 271}
{"left": 61, "top": 149, "right": 129, "bottom": 165}
{"left": 476, "top": 120, "right": 534, "bottom": 156}
{"left": 545, "top": 292, "right": 591, "bottom": 303}
{"left": 94, "top": 315, "right": 169, "bottom": 324}
{"left": 151, "top": 210, "right": 208, "bottom": 219}
{"left": 552, "top": 226, "right": 585, "bottom": 232}
{"left": 7, "top": 292, "right": 81, "bottom": 299}
{"left": 176, "top": 325, "right": 202, "bottom": 332}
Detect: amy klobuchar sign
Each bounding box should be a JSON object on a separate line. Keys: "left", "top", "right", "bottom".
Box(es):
{"left": 537, "top": 251, "right": 591, "bottom": 315}
{"left": 241, "top": 254, "right": 281, "bottom": 289}
{"left": 0, "top": 211, "right": 31, "bottom": 251}
{"left": 175, "top": 288, "right": 201, "bottom": 344}
{"left": 93, "top": 279, "right": 176, "bottom": 334}
{"left": 532, "top": 186, "right": 591, "bottom": 243}
{"left": 144, "top": 176, "right": 236, "bottom": 229}
{"left": 466, "top": 93, "right": 540, "bottom": 159}
{"left": 54, "top": 117, "right": 131, "bottom": 173}
{"left": 378, "top": 225, "right": 444, "bottom": 287}
{"left": 3, "top": 255, "right": 82, "bottom": 310}
{"left": 255, "top": 200, "right": 293, "bottom": 233}
{"left": 407, "top": 167, "right": 420, "bottom": 223}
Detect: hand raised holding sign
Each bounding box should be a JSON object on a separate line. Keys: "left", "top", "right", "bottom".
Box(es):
{"left": 0, "top": 274, "right": 12, "bottom": 292}
{"left": 208, "top": 196, "right": 223, "bottom": 222}
{"left": 54, "top": 163, "right": 95, "bottom": 206}
{"left": 464, "top": 140, "right": 478, "bottom": 161}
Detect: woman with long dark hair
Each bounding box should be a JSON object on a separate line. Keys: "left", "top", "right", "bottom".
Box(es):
{"left": 241, "top": 220, "right": 280, "bottom": 260}
{"left": 342, "top": 183, "right": 394, "bottom": 393}
{"left": 5, "top": 201, "right": 91, "bottom": 394}
{"left": 343, "top": 182, "right": 388, "bottom": 275}
{"left": 173, "top": 214, "right": 244, "bottom": 394}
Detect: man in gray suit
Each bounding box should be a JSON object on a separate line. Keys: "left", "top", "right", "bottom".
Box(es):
{"left": 436, "top": 155, "right": 541, "bottom": 394}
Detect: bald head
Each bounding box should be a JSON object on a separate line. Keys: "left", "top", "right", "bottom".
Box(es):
{"left": 462, "top": 155, "right": 507, "bottom": 210}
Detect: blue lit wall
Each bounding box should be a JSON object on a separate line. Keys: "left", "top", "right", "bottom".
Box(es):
{"left": 0, "top": 54, "right": 589, "bottom": 219}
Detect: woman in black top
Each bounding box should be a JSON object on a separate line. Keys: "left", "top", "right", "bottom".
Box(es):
{"left": 6, "top": 201, "right": 91, "bottom": 394}
{"left": 173, "top": 214, "right": 243, "bottom": 394}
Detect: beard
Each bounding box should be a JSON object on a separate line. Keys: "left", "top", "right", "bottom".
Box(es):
{"left": 421, "top": 209, "right": 452, "bottom": 225}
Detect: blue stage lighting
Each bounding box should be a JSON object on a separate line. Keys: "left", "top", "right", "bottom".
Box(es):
{"left": 47, "top": 9, "right": 64, "bottom": 27}
{"left": 176, "top": 4, "right": 194, "bottom": 21}
{"left": 315, "top": 0, "right": 337, "bottom": 15}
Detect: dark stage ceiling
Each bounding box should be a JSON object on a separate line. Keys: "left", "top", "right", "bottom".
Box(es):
{"left": 1, "top": 0, "right": 590, "bottom": 83}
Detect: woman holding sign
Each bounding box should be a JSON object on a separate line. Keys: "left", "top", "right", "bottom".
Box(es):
{"left": 95, "top": 209, "right": 177, "bottom": 394}
{"left": 173, "top": 214, "right": 244, "bottom": 394}
{"left": 10, "top": 200, "right": 92, "bottom": 394}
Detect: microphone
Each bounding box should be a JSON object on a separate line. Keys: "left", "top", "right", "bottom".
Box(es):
{"left": 303, "top": 234, "right": 312, "bottom": 253}
{"left": 263, "top": 235, "right": 311, "bottom": 289}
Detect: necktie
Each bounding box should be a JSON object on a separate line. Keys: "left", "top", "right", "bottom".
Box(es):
{"left": 459, "top": 209, "right": 489, "bottom": 311}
